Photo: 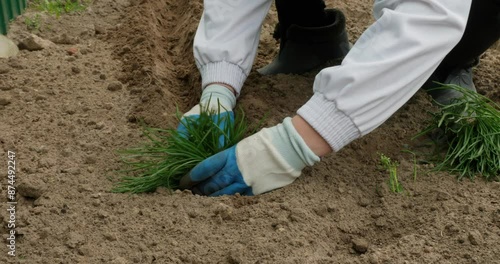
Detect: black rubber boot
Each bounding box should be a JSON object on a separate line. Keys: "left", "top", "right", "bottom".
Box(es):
{"left": 258, "top": 9, "right": 350, "bottom": 75}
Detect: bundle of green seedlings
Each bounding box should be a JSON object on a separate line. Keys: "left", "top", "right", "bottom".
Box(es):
{"left": 112, "top": 106, "right": 251, "bottom": 193}
{"left": 416, "top": 84, "right": 500, "bottom": 180}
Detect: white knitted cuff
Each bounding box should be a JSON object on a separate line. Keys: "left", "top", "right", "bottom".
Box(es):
{"left": 200, "top": 84, "right": 236, "bottom": 111}
{"left": 199, "top": 61, "right": 247, "bottom": 96}
{"left": 297, "top": 93, "right": 361, "bottom": 152}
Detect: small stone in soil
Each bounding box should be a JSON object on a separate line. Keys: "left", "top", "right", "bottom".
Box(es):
{"left": 84, "top": 156, "right": 97, "bottom": 164}
{"left": 65, "top": 108, "right": 76, "bottom": 115}
{"left": 0, "top": 85, "right": 12, "bottom": 91}
{"left": 53, "top": 33, "right": 79, "bottom": 45}
{"left": 103, "top": 103, "right": 113, "bottom": 110}
{"left": 227, "top": 248, "right": 244, "bottom": 264}
{"left": 358, "top": 198, "right": 371, "bottom": 207}
{"left": 468, "top": 230, "right": 483, "bottom": 245}
{"left": 352, "top": 238, "right": 369, "bottom": 253}
{"left": 375, "top": 218, "right": 386, "bottom": 227}
{"left": 0, "top": 94, "right": 12, "bottom": 106}
{"left": 95, "top": 122, "right": 105, "bottom": 130}
{"left": 0, "top": 65, "right": 10, "bottom": 74}
{"left": 72, "top": 66, "right": 81, "bottom": 74}
{"left": 18, "top": 33, "right": 56, "bottom": 51}
{"left": 65, "top": 232, "right": 85, "bottom": 249}
{"left": 18, "top": 179, "right": 47, "bottom": 199}
{"left": 214, "top": 203, "right": 233, "bottom": 220}
{"left": 107, "top": 81, "right": 123, "bottom": 91}
{"left": 67, "top": 47, "right": 79, "bottom": 56}
{"left": 103, "top": 232, "right": 117, "bottom": 241}
{"left": 35, "top": 95, "right": 47, "bottom": 101}
{"left": 436, "top": 190, "right": 451, "bottom": 201}
{"left": 94, "top": 24, "right": 107, "bottom": 35}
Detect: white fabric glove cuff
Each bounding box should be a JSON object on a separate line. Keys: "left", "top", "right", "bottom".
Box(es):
{"left": 236, "top": 117, "right": 320, "bottom": 195}
{"left": 272, "top": 117, "right": 320, "bottom": 170}
{"left": 200, "top": 84, "right": 236, "bottom": 112}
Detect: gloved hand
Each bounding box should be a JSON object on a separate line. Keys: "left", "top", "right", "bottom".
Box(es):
{"left": 179, "top": 117, "right": 320, "bottom": 196}
{"left": 177, "top": 84, "right": 236, "bottom": 147}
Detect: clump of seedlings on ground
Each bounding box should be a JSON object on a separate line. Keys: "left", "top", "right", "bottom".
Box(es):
{"left": 416, "top": 84, "right": 500, "bottom": 180}
{"left": 113, "top": 106, "right": 253, "bottom": 193}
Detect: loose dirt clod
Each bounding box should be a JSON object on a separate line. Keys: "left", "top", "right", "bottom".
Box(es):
{"left": 352, "top": 238, "right": 369, "bottom": 253}
{"left": 52, "top": 33, "right": 79, "bottom": 45}
{"left": 107, "top": 81, "right": 123, "bottom": 91}
{"left": 17, "top": 33, "right": 56, "bottom": 51}
{"left": 67, "top": 47, "right": 79, "bottom": 56}
{"left": 0, "top": 65, "right": 10, "bottom": 74}
{"left": 358, "top": 198, "right": 371, "bottom": 207}
{"left": 65, "top": 232, "right": 85, "bottom": 249}
{"left": 18, "top": 179, "right": 47, "bottom": 199}
{"left": 72, "top": 66, "right": 81, "bottom": 74}
{"left": 0, "top": 94, "right": 12, "bottom": 106}
{"left": 468, "top": 230, "right": 483, "bottom": 245}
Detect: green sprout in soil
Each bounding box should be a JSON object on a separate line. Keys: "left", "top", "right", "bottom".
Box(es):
{"left": 31, "top": 0, "right": 89, "bottom": 17}
{"left": 415, "top": 84, "right": 500, "bottom": 181}
{"left": 380, "top": 154, "right": 404, "bottom": 193}
{"left": 24, "top": 14, "right": 42, "bottom": 31}
{"left": 112, "top": 106, "right": 253, "bottom": 194}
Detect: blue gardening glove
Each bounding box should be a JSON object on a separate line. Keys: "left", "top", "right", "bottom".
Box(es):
{"left": 179, "top": 117, "right": 320, "bottom": 196}
{"left": 177, "top": 84, "right": 236, "bottom": 147}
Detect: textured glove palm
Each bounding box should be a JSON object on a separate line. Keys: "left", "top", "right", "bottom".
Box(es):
{"left": 179, "top": 117, "right": 320, "bottom": 196}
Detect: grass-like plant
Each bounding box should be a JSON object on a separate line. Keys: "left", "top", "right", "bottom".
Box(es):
{"left": 415, "top": 84, "right": 500, "bottom": 180}
{"left": 380, "top": 153, "right": 404, "bottom": 193}
{"left": 31, "top": 0, "right": 89, "bottom": 17}
{"left": 112, "top": 106, "right": 252, "bottom": 193}
{"left": 24, "top": 14, "right": 42, "bottom": 31}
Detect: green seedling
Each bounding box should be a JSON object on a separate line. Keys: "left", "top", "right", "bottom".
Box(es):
{"left": 113, "top": 105, "right": 255, "bottom": 193}
{"left": 380, "top": 154, "right": 404, "bottom": 193}
{"left": 415, "top": 84, "right": 500, "bottom": 180}
{"left": 24, "top": 14, "right": 42, "bottom": 31}
{"left": 31, "top": 0, "right": 89, "bottom": 17}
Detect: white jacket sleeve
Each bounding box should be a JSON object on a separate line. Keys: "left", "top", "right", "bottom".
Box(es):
{"left": 193, "top": 0, "right": 273, "bottom": 95}
{"left": 297, "top": 0, "right": 472, "bottom": 152}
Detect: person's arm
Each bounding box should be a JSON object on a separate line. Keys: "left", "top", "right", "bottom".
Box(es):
{"left": 292, "top": 115, "right": 332, "bottom": 156}
{"left": 298, "top": 0, "right": 472, "bottom": 152}
{"left": 179, "top": 0, "right": 272, "bottom": 145}
{"left": 181, "top": 0, "right": 473, "bottom": 196}
{"left": 194, "top": 0, "right": 273, "bottom": 96}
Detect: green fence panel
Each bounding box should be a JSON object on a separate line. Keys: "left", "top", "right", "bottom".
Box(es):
{"left": 0, "top": 0, "right": 9, "bottom": 35}
{"left": 16, "top": 0, "right": 23, "bottom": 12}
{"left": 0, "top": 0, "right": 27, "bottom": 35}
{"left": 6, "top": 0, "right": 14, "bottom": 21}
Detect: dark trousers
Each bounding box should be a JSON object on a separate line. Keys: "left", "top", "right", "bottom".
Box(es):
{"left": 434, "top": 0, "right": 500, "bottom": 79}
{"left": 275, "top": 0, "right": 327, "bottom": 35}
{"left": 275, "top": 0, "right": 500, "bottom": 75}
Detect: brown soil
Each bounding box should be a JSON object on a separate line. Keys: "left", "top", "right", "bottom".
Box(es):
{"left": 1, "top": 0, "right": 499, "bottom": 263}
